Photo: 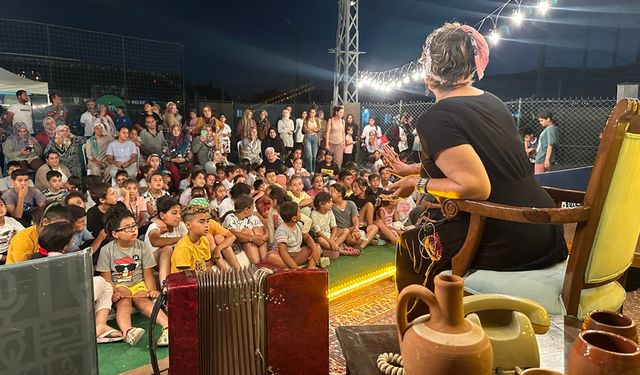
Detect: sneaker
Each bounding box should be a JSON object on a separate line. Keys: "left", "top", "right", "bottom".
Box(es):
{"left": 320, "top": 257, "right": 331, "bottom": 268}
{"left": 157, "top": 327, "right": 169, "bottom": 347}
{"left": 124, "top": 327, "right": 145, "bottom": 347}
{"left": 359, "top": 230, "right": 367, "bottom": 241}
{"left": 377, "top": 238, "right": 387, "bottom": 246}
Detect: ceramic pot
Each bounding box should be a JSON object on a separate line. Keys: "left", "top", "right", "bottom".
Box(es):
{"left": 397, "top": 274, "right": 493, "bottom": 375}
{"left": 582, "top": 310, "right": 638, "bottom": 343}
{"left": 520, "top": 369, "right": 564, "bottom": 375}
{"left": 568, "top": 330, "right": 640, "bottom": 375}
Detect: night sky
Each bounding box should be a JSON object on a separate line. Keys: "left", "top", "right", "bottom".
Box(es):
{"left": 3, "top": 0, "right": 640, "bottom": 96}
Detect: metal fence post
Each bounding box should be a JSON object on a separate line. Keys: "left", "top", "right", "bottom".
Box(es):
{"left": 516, "top": 98, "right": 522, "bottom": 130}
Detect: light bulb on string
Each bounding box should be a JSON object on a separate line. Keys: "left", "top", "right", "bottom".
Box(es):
{"left": 413, "top": 70, "right": 423, "bottom": 82}
{"left": 512, "top": 9, "right": 524, "bottom": 27}
{"left": 403, "top": 75, "right": 410, "bottom": 84}
{"left": 537, "top": 0, "right": 550, "bottom": 16}
{"left": 488, "top": 29, "right": 501, "bottom": 45}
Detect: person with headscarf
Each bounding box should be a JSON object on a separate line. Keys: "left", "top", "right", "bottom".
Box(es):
{"left": 194, "top": 104, "right": 221, "bottom": 139}
{"left": 85, "top": 123, "right": 112, "bottom": 178}
{"left": 163, "top": 102, "right": 181, "bottom": 131}
{"left": 97, "top": 105, "right": 116, "bottom": 139}
{"left": 35, "top": 117, "right": 58, "bottom": 149}
{"left": 256, "top": 110, "right": 270, "bottom": 141}
{"left": 161, "top": 123, "right": 193, "bottom": 190}
{"left": 261, "top": 127, "right": 286, "bottom": 159}
{"left": 44, "top": 124, "right": 84, "bottom": 177}
{"left": 239, "top": 127, "right": 262, "bottom": 164}
{"left": 384, "top": 23, "right": 567, "bottom": 320}
{"left": 3, "top": 122, "right": 44, "bottom": 170}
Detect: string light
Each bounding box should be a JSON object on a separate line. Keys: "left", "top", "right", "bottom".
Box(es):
{"left": 359, "top": 0, "right": 557, "bottom": 95}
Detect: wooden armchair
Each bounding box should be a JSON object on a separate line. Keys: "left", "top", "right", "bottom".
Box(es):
{"left": 443, "top": 98, "right": 640, "bottom": 318}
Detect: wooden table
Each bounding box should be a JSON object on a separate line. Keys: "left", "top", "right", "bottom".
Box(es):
{"left": 336, "top": 316, "right": 581, "bottom": 375}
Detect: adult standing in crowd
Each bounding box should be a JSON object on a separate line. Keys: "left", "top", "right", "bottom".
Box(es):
{"left": 163, "top": 102, "right": 181, "bottom": 131}
{"left": 256, "top": 110, "right": 270, "bottom": 141}
{"left": 133, "top": 101, "right": 162, "bottom": 132}
{"left": 325, "top": 106, "right": 346, "bottom": 168}
{"left": 114, "top": 106, "right": 132, "bottom": 131}
{"left": 45, "top": 124, "right": 84, "bottom": 177}
{"left": 217, "top": 113, "right": 232, "bottom": 155}
{"left": 194, "top": 104, "right": 219, "bottom": 139}
{"left": 97, "top": 105, "right": 116, "bottom": 139}
{"left": 106, "top": 127, "right": 138, "bottom": 178}
{"left": 277, "top": 108, "right": 294, "bottom": 155}
{"left": 3, "top": 122, "right": 44, "bottom": 170}
{"left": 139, "top": 115, "right": 165, "bottom": 158}
{"left": 5, "top": 90, "right": 33, "bottom": 134}
{"left": 44, "top": 93, "right": 68, "bottom": 126}
{"left": 535, "top": 110, "right": 560, "bottom": 174}
{"left": 34, "top": 151, "right": 71, "bottom": 191}
{"left": 192, "top": 124, "right": 216, "bottom": 166}
{"left": 386, "top": 23, "right": 567, "bottom": 318}
{"left": 35, "top": 117, "right": 57, "bottom": 149}
{"left": 262, "top": 127, "right": 286, "bottom": 158}
{"left": 239, "top": 127, "right": 262, "bottom": 164}
{"left": 236, "top": 109, "right": 256, "bottom": 143}
{"left": 162, "top": 124, "right": 192, "bottom": 189}
{"left": 294, "top": 110, "right": 306, "bottom": 151}
{"left": 303, "top": 107, "right": 320, "bottom": 172}
{"left": 360, "top": 117, "right": 382, "bottom": 142}
{"left": 80, "top": 99, "right": 99, "bottom": 137}
{"left": 85, "top": 123, "right": 112, "bottom": 177}
{"left": 317, "top": 109, "right": 327, "bottom": 147}
{"left": 345, "top": 114, "right": 359, "bottom": 141}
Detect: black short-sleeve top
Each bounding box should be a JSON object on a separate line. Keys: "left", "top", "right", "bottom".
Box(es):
{"left": 417, "top": 92, "right": 567, "bottom": 271}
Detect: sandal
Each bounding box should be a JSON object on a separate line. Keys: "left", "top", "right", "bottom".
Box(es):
{"left": 157, "top": 327, "right": 169, "bottom": 347}
{"left": 340, "top": 246, "right": 361, "bottom": 256}
{"left": 124, "top": 327, "right": 145, "bottom": 347}
{"left": 97, "top": 328, "right": 123, "bottom": 344}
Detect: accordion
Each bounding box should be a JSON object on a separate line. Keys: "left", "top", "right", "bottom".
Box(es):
{"left": 167, "top": 266, "right": 329, "bottom": 375}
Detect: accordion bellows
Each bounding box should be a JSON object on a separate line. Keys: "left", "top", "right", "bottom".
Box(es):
{"left": 167, "top": 266, "right": 329, "bottom": 375}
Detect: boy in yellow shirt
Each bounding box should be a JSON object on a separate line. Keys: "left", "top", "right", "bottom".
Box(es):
{"left": 171, "top": 205, "right": 212, "bottom": 273}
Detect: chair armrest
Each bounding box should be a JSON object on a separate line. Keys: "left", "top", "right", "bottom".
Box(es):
{"left": 542, "top": 186, "right": 585, "bottom": 204}
{"left": 442, "top": 199, "right": 590, "bottom": 224}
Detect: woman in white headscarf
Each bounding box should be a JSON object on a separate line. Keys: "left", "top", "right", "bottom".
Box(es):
{"left": 45, "top": 124, "right": 84, "bottom": 177}
{"left": 85, "top": 123, "right": 111, "bottom": 177}
{"left": 3, "top": 122, "right": 44, "bottom": 170}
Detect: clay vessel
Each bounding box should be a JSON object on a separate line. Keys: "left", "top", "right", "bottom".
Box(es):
{"left": 520, "top": 369, "right": 564, "bottom": 375}
{"left": 397, "top": 274, "right": 493, "bottom": 375}
{"left": 568, "top": 330, "right": 640, "bottom": 375}
{"left": 582, "top": 310, "right": 638, "bottom": 343}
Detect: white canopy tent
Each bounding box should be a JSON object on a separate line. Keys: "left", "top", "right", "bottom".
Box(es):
{"left": 0, "top": 66, "right": 49, "bottom": 96}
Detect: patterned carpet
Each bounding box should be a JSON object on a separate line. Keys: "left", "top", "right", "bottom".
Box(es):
{"left": 329, "top": 279, "right": 397, "bottom": 374}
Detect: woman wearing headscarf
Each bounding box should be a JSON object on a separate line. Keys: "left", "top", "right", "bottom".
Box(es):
{"left": 261, "top": 127, "right": 286, "bottom": 159}
{"left": 385, "top": 23, "right": 567, "bottom": 320}
{"left": 97, "top": 105, "right": 116, "bottom": 139}
{"left": 162, "top": 123, "right": 193, "bottom": 190}
{"left": 163, "top": 102, "right": 181, "bottom": 131}
{"left": 35, "top": 117, "right": 58, "bottom": 149}
{"left": 239, "top": 127, "right": 262, "bottom": 164}
{"left": 194, "top": 104, "right": 221, "bottom": 139}
{"left": 85, "top": 123, "right": 111, "bottom": 178}
{"left": 256, "top": 110, "right": 270, "bottom": 141}
{"left": 3, "top": 122, "right": 44, "bottom": 170}
{"left": 45, "top": 124, "right": 84, "bottom": 177}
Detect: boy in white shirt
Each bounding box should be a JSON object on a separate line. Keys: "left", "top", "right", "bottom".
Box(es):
{"left": 223, "top": 194, "right": 268, "bottom": 264}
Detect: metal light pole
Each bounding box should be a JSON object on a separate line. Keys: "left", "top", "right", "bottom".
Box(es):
{"left": 331, "top": 0, "right": 363, "bottom": 106}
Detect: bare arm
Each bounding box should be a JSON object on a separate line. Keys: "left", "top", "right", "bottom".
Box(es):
{"left": 148, "top": 228, "right": 181, "bottom": 248}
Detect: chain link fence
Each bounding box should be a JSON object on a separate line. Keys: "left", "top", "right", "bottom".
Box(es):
{"left": 362, "top": 97, "right": 616, "bottom": 170}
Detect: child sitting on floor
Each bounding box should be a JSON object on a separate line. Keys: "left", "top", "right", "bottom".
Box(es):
{"left": 267, "top": 201, "right": 321, "bottom": 269}
{"left": 171, "top": 205, "right": 213, "bottom": 273}
{"left": 96, "top": 206, "right": 169, "bottom": 347}
{"left": 121, "top": 179, "right": 148, "bottom": 228}
{"left": 144, "top": 196, "right": 187, "bottom": 286}
{"left": 67, "top": 205, "right": 103, "bottom": 254}
{"left": 288, "top": 175, "right": 313, "bottom": 217}
{"left": 310, "top": 192, "right": 341, "bottom": 259}
{"left": 223, "top": 194, "right": 268, "bottom": 264}
{"left": 42, "top": 170, "right": 68, "bottom": 204}
{"left": 376, "top": 198, "right": 404, "bottom": 243}
{"left": 141, "top": 172, "right": 169, "bottom": 218}
{"left": 188, "top": 186, "right": 210, "bottom": 207}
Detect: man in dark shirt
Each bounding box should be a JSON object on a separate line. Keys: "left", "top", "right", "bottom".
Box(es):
{"left": 86, "top": 183, "right": 118, "bottom": 264}
{"left": 133, "top": 101, "right": 162, "bottom": 132}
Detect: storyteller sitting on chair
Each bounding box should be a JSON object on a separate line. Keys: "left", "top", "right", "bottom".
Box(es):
{"left": 382, "top": 22, "right": 568, "bottom": 318}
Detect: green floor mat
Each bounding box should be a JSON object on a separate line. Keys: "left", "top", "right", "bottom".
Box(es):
{"left": 325, "top": 243, "right": 396, "bottom": 288}
{"left": 98, "top": 244, "right": 396, "bottom": 373}
{"left": 98, "top": 314, "right": 167, "bottom": 375}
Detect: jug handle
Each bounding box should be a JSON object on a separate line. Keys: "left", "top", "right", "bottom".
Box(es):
{"left": 397, "top": 284, "right": 440, "bottom": 340}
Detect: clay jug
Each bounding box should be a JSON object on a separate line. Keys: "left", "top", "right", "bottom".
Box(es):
{"left": 568, "top": 330, "right": 640, "bottom": 375}
{"left": 582, "top": 310, "right": 638, "bottom": 343}
{"left": 397, "top": 274, "right": 493, "bottom": 375}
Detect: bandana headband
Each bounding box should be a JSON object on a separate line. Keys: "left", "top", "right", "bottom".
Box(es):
{"left": 421, "top": 24, "right": 490, "bottom": 84}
